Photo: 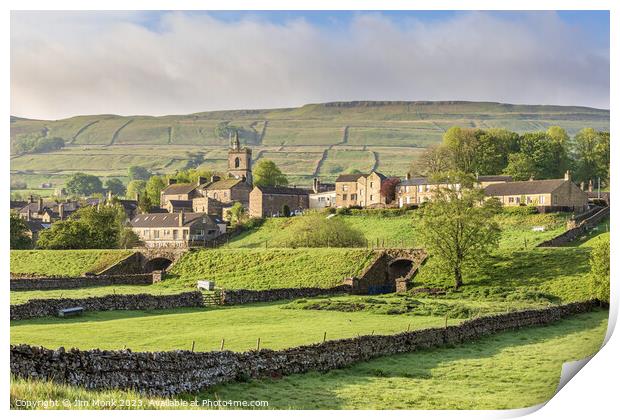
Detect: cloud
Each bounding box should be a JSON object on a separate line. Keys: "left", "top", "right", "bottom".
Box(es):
{"left": 10, "top": 11, "right": 610, "bottom": 119}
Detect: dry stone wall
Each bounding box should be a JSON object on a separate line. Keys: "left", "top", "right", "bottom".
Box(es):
{"left": 10, "top": 273, "right": 154, "bottom": 291}
{"left": 10, "top": 291, "right": 204, "bottom": 321}
{"left": 538, "top": 206, "right": 610, "bottom": 247}
{"left": 221, "top": 285, "right": 351, "bottom": 305}
{"left": 10, "top": 300, "right": 597, "bottom": 396}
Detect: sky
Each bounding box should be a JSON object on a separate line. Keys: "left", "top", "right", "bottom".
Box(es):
{"left": 10, "top": 10, "right": 610, "bottom": 120}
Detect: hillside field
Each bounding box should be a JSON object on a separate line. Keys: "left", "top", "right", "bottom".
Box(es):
{"left": 10, "top": 101, "right": 609, "bottom": 195}
{"left": 10, "top": 250, "right": 133, "bottom": 276}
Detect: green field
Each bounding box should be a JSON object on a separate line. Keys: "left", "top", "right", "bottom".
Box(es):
{"left": 11, "top": 101, "right": 609, "bottom": 192}
{"left": 10, "top": 250, "right": 134, "bottom": 276}
{"left": 10, "top": 302, "right": 458, "bottom": 352}
{"left": 227, "top": 210, "right": 568, "bottom": 249}
{"left": 11, "top": 310, "right": 608, "bottom": 410}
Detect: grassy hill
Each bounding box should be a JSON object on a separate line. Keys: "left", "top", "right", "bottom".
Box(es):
{"left": 10, "top": 250, "right": 134, "bottom": 277}
{"left": 10, "top": 101, "right": 609, "bottom": 194}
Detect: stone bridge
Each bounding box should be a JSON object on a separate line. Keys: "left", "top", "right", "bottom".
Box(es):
{"left": 344, "top": 248, "right": 427, "bottom": 294}
{"left": 98, "top": 247, "right": 191, "bottom": 275}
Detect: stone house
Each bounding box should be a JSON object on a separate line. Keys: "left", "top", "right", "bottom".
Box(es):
{"left": 335, "top": 171, "right": 387, "bottom": 208}
{"left": 249, "top": 186, "right": 310, "bottom": 218}
{"left": 164, "top": 199, "right": 193, "bottom": 213}
{"left": 198, "top": 177, "right": 252, "bottom": 207}
{"left": 483, "top": 172, "right": 589, "bottom": 212}
{"left": 129, "top": 212, "right": 226, "bottom": 248}
{"left": 159, "top": 179, "right": 203, "bottom": 208}
{"left": 395, "top": 174, "right": 512, "bottom": 207}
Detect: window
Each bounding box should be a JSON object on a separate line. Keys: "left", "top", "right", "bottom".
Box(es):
{"left": 418, "top": 185, "right": 423, "bottom": 193}
{"left": 234, "top": 157, "right": 240, "bottom": 168}
{"left": 370, "top": 195, "right": 374, "bottom": 201}
{"left": 527, "top": 196, "right": 532, "bottom": 204}
{"left": 342, "top": 194, "right": 348, "bottom": 200}
{"left": 342, "top": 185, "right": 349, "bottom": 192}
{"left": 508, "top": 197, "right": 514, "bottom": 203}
{"left": 173, "top": 229, "right": 178, "bottom": 240}
{"left": 515, "top": 197, "right": 520, "bottom": 204}
{"left": 351, "top": 194, "right": 357, "bottom": 200}
{"left": 539, "top": 195, "right": 545, "bottom": 205}
{"left": 406, "top": 196, "right": 411, "bottom": 204}
{"left": 370, "top": 182, "right": 374, "bottom": 188}
{"left": 154, "top": 230, "right": 160, "bottom": 239}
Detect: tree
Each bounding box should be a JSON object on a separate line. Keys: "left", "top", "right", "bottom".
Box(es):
{"left": 10, "top": 213, "right": 32, "bottom": 249}
{"left": 504, "top": 152, "right": 536, "bottom": 181}
{"left": 442, "top": 127, "right": 480, "bottom": 174}
{"left": 415, "top": 187, "right": 502, "bottom": 289}
{"left": 589, "top": 237, "right": 610, "bottom": 304}
{"left": 411, "top": 144, "right": 451, "bottom": 177}
{"left": 573, "top": 128, "right": 610, "bottom": 186}
{"left": 118, "top": 228, "right": 143, "bottom": 249}
{"left": 128, "top": 166, "right": 152, "bottom": 181}
{"left": 37, "top": 205, "right": 127, "bottom": 249}
{"left": 281, "top": 204, "right": 291, "bottom": 217}
{"left": 253, "top": 160, "right": 288, "bottom": 187}
{"left": 226, "top": 202, "right": 247, "bottom": 226}
{"left": 65, "top": 172, "right": 103, "bottom": 196}
{"left": 138, "top": 194, "right": 153, "bottom": 214}
{"left": 280, "top": 213, "right": 366, "bottom": 247}
{"left": 473, "top": 129, "right": 519, "bottom": 175}
{"left": 126, "top": 180, "right": 147, "bottom": 200}
{"left": 145, "top": 176, "right": 167, "bottom": 206}
{"left": 105, "top": 178, "right": 126, "bottom": 197}
{"left": 380, "top": 177, "right": 401, "bottom": 204}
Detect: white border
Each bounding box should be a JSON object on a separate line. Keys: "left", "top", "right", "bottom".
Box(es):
{"left": 2, "top": 1, "right": 617, "bottom": 419}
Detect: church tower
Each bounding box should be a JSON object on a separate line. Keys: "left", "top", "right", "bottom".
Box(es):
{"left": 228, "top": 130, "right": 252, "bottom": 184}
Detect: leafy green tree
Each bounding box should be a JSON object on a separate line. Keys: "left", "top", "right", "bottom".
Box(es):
{"left": 10, "top": 213, "right": 32, "bottom": 249}
{"left": 145, "top": 176, "right": 167, "bottom": 206}
{"left": 105, "top": 178, "right": 126, "bottom": 197}
{"left": 37, "top": 205, "right": 127, "bottom": 249}
{"left": 118, "top": 228, "right": 143, "bottom": 249}
{"left": 65, "top": 172, "right": 103, "bottom": 196}
{"left": 173, "top": 168, "right": 215, "bottom": 184}
{"left": 442, "top": 127, "right": 480, "bottom": 174}
{"left": 504, "top": 152, "right": 536, "bottom": 181}
{"left": 126, "top": 180, "right": 147, "bottom": 200}
{"left": 253, "top": 160, "right": 288, "bottom": 187}
{"left": 589, "top": 237, "right": 610, "bottom": 304}
{"left": 573, "top": 128, "right": 610, "bottom": 186}
{"left": 137, "top": 193, "right": 153, "bottom": 214}
{"left": 281, "top": 213, "right": 366, "bottom": 248}
{"left": 411, "top": 144, "right": 451, "bottom": 177}
{"left": 415, "top": 187, "right": 502, "bottom": 289}
{"left": 473, "top": 129, "right": 519, "bottom": 175}
{"left": 226, "top": 202, "right": 247, "bottom": 226}
{"left": 128, "top": 166, "right": 152, "bottom": 181}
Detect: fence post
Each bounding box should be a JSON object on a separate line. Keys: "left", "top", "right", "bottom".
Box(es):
{"left": 323, "top": 331, "right": 327, "bottom": 342}
{"left": 191, "top": 340, "right": 195, "bottom": 352}
{"left": 220, "top": 338, "right": 225, "bottom": 351}
{"left": 256, "top": 337, "right": 261, "bottom": 351}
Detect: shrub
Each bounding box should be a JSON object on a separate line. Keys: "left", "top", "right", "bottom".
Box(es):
{"left": 275, "top": 213, "right": 366, "bottom": 248}
{"left": 590, "top": 237, "right": 610, "bottom": 303}
{"left": 502, "top": 206, "right": 538, "bottom": 216}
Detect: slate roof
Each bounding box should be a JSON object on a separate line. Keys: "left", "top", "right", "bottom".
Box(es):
{"left": 398, "top": 177, "right": 430, "bottom": 186}
{"left": 335, "top": 171, "right": 386, "bottom": 183}
{"left": 484, "top": 179, "right": 568, "bottom": 196}
{"left": 130, "top": 212, "right": 218, "bottom": 228}
{"left": 203, "top": 178, "right": 244, "bottom": 190}
{"left": 168, "top": 200, "right": 193, "bottom": 208}
{"left": 25, "top": 220, "right": 46, "bottom": 233}
{"left": 254, "top": 186, "right": 310, "bottom": 195}
{"left": 161, "top": 183, "right": 197, "bottom": 195}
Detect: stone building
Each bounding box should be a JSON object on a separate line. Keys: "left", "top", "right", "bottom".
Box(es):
{"left": 129, "top": 212, "right": 226, "bottom": 248}
{"left": 335, "top": 171, "right": 387, "bottom": 208}
{"left": 227, "top": 130, "right": 253, "bottom": 185}
{"left": 483, "top": 172, "right": 588, "bottom": 212}
{"left": 159, "top": 179, "right": 203, "bottom": 208}
{"left": 249, "top": 186, "right": 310, "bottom": 218}
{"left": 395, "top": 174, "right": 512, "bottom": 207}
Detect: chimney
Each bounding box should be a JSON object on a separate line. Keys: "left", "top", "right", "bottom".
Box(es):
{"left": 38, "top": 197, "right": 44, "bottom": 212}
{"left": 313, "top": 178, "right": 319, "bottom": 193}
{"left": 26, "top": 209, "right": 31, "bottom": 221}
{"left": 179, "top": 210, "right": 184, "bottom": 227}
{"left": 210, "top": 175, "right": 221, "bottom": 183}
{"left": 405, "top": 172, "right": 411, "bottom": 181}
{"left": 168, "top": 178, "right": 177, "bottom": 186}
{"left": 59, "top": 203, "right": 65, "bottom": 220}
{"left": 135, "top": 191, "right": 140, "bottom": 202}
{"left": 564, "top": 170, "right": 571, "bottom": 181}
{"left": 29, "top": 194, "right": 35, "bottom": 204}
{"left": 588, "top": 179, "right": 593, "bottom": 192}
{"left": 580, "top": 181, "right": 585, "bottom": 190}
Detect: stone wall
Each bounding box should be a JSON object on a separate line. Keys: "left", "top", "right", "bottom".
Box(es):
{"left": 10, "top": 291, "right": 204, "bottom": 321}
{"left": 96, "top": 252, "right": 143, "bottom": 275}
{"left": 221, "top": 285, "right": 351, "bottom": 305}
{"left": 10, "top": 273, "right": 155, "bottom": 291}
{"left": 538, "top": 206, "right": 610, "bottom": 247}
{"left": 10, "top": 300, "right": 597, "bottom": 396}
